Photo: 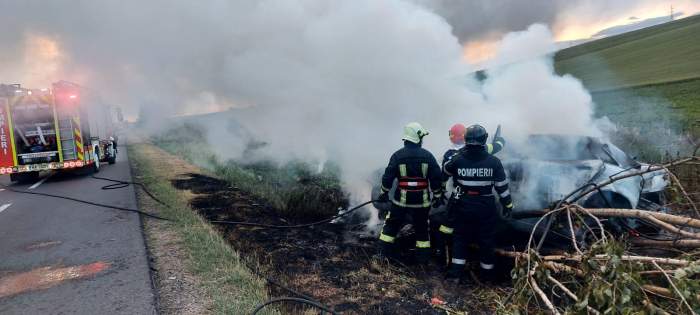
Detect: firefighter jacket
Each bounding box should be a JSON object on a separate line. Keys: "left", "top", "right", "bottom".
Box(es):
{"left": 442, "top": 147, "right": 513, "bottom": 210}
{"left": 381, "top": 142, "right": 443, "bottom": 208}
{"left": 441, "top": 137, "right": 505, "bottom": 191}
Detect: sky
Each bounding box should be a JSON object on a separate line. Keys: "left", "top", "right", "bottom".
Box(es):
{"left": 1, "top": 0, "right": 699, "bottom": 116}
{"left": 1, "top": 0, "right": 694, "bottom": 210}
{"left": 450, "top": 0, "right": 700, "bottom": 65}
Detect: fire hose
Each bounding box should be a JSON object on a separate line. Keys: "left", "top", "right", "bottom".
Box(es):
{"left": 2, "top": 174, "right": 375, "bottom": 230}
{"left": 210, "top": 199, "right": 375, "bottom": 229}
{"left": 0, "top": 176, "right": 171, "bottom": 221}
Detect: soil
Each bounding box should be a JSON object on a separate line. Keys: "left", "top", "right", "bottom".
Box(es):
{"left": 172, "top": 172, "right": 513, "bottom": 314}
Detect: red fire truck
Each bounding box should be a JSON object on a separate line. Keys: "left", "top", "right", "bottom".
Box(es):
{"left": 0, "top": 81, "right": 116, "bottom": 183}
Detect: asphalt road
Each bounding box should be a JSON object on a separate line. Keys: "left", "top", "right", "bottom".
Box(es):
{"left": 0, "top": 145, "right": 156, "bottom": 314}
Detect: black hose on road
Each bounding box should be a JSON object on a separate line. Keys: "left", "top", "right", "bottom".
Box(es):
{"left": 0, "top": 179, "right": 171, "bottom": 221}
{"left": 92, "top": 175, "right": 169, "bottom": 207}
{"left": 3, "top": 173, "right": 366, "bottom": 313}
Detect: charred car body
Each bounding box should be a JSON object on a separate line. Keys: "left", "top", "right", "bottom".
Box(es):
{"left": 372, "top": 134, "right": 669, "bottom": 248}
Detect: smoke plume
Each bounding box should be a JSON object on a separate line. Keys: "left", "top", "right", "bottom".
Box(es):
{"left": 0, "top": 1, "right": 606, "bottom": 221}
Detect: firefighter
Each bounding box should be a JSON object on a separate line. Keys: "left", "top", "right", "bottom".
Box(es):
{"left": 434, "top": 124, "right": 506, "bottom": 264}
{"left": 442, "top": 124, "right": 513, "bottom": 283}
{"left": 377, "top": 122, "right": 444, "bottom": 264}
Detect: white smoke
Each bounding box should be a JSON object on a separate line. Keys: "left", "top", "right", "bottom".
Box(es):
{"left": 0, "top": 1, "right": 605, "bottom": 221}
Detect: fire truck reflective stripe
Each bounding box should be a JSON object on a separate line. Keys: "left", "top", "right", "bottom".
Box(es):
{"left": 495, "top": 180, "right": 509, "bottom": 187}
{"left": 451, "top": 258, "right": 466, "bottom": 265}
{"left": 72, "top": 116, "right": 84, "bottom": 160}
{"left": 379, "top": 233, "right": 395, "bottom": 243}
{"left": 416, "top": 240, "right": 430, "bottom": 248}
{"left": 456, "top": 180, "right": 493, "bottom": 186}
{"left": 499, "top": 190, "right": 510, "bottom": 198}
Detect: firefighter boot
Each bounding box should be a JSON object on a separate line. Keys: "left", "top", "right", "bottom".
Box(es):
{"left": 478, "top": 267, "right": 497, "bottom": 284}
{"left": 432, "top": 232, "right": 446, "bottom": 262}
{"left": 445, "top": 263, "right": 465, "bottom": 284}
{"left": 415, "top": 248, "right": 431, "bottom": 265}
{"left": 377, "top": 242, "right": 398, "bottom": 260}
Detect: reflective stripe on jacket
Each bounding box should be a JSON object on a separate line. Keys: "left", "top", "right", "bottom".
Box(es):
{"left": 381, "top": 142, "right": 442, "bottom": 208}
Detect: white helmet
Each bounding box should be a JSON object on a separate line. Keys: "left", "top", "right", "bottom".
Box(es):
{"left": 401, "top": 122, "right": 429, "bottom": 144}
{"left": 109, "top": 136, "right": 115, "bottom": 141}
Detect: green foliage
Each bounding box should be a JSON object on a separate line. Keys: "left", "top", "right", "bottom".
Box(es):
{"left": 673, "top": 262, "right": 700, "bottom": 312}
{"left": 574, "top": 242, "right": 645, "bottom": 313}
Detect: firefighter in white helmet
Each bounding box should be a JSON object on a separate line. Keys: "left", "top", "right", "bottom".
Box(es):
{"left": 376, "top": 122, "right": 444, "bottom": 264}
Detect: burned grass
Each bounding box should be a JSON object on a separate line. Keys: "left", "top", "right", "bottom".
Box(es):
{"left": 128, "top": 143, "right": 274, "bottom": 315}
{"left": 173, "top": 172, "right": 512, "bottom": 314}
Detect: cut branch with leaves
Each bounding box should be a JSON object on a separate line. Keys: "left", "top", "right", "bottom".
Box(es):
{"left": 499, "top": 156, "right": 700, "bottom": 314}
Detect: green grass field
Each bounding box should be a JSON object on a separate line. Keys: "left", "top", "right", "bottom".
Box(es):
{"left": 553, "top": 14, "right": 700, "bottom": 158}
{"left": 555, "top": 14, "right": 700, "bottom": 91}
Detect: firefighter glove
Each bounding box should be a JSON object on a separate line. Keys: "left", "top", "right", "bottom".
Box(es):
{"left": 502, "top": 204, "right": 513, "bottom": 219}
{"left": 431, "top": 194, "right": 446, "bottom": 208}
{"left": 493, "top": 136, "right": 506, "bottom": 146}
{"left": 377, "top": 191, "right": 390, "bottom": 203}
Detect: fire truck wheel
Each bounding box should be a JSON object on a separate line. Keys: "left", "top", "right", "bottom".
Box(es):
{"left": 93, "top": 160, "right": 100, "bottom": 173}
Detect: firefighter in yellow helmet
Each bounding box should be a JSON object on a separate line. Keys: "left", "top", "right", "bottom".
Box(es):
{"left": 376, "top": 122, "right": 444, "bottom": 264}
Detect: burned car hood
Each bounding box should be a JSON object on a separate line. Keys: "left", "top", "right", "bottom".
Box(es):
{"left": 504, "top": 159, "right": 605, "bottom": 211}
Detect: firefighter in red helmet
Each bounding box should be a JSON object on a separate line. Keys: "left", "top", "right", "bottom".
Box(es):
{"left": 432, "top": 123, "right": 506, "bottom": 265}
{"left": 443, "top": 124, "right": 513, "bottom": 283}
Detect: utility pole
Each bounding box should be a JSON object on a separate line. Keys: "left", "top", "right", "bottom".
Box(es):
{"left": 670, "top": 5, "right": 674, "bottom": 21}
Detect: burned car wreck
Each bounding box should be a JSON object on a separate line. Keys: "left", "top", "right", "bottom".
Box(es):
{"left": 371, "top": 134, "right": 669, "bottom": 249}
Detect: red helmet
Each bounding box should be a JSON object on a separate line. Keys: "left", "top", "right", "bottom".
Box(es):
{"left": 448, "top": 123, "right": 466, "bottom": 145}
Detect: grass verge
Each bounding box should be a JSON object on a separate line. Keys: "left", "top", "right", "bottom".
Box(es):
{"left": 153, "top": 123, "right": 347, "bottom": 221}
{"left": 128, "top": 142, "right": 276, "bottom": 315}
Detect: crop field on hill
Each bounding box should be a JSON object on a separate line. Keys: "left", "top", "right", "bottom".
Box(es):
{"left": 555, "top": 14, "right": 700, "bottom": 91}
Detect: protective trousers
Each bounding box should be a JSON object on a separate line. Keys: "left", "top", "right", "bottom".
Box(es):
{"left": 450, "top": 199, "right": 497, "bottom": 272}
{"left": 432, "top": 198, "right": 457, "bottom": 266}
{"left": 379, "top": 204, "right": 431, "bottom": 262}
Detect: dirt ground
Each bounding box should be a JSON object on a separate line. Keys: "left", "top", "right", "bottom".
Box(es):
{"left": 171, "top": 172, "right": 512, "bottom": 314}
